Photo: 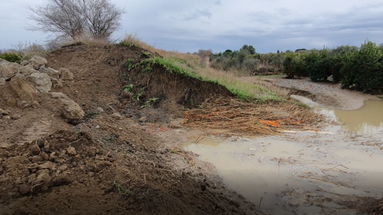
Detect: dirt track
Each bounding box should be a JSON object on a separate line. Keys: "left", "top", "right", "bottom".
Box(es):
{"left": 262, "top": 77, "right": 377, "bottom": 110}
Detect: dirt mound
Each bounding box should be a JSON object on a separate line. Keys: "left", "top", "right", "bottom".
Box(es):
{"left": 121, "top": 58, "right": 233, "bottom": 109}
{"left": 0, "top": 127, "right": 254, "bottom": 215}
{"left": 47, "top": 43, "right": 233, "bottom": 122}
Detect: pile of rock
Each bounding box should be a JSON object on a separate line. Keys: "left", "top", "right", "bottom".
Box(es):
{"left": 0, "top": 56, "right": 84, "bottom": 123}
{"left": 0, "top": 130, "right": 114, "bottom": 200}
{"left": 0, "top": 56, "right": 74, "bottom": 93}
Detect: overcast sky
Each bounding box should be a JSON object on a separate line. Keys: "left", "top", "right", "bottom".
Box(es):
{"left": 1, "top": 0, "right": 383, "bottom": 53}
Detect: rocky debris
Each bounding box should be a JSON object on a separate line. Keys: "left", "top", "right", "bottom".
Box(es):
{"left": 111, "top": 112, "right": 123, "bottom": 120}
{"left": 59, "top": 68, "right": 74, "bottom": 81}
{"left": 0, "top": 131, "right": 112, "bottom": 201}
{"left": 28, "top": 73, "right": 52, "bottom": 93}
{"left": 50, "top": 92, "right": 85, "bottom": 123}
{"left": 0, "top": 56, "right": 73, "bottom": 96}
{"left": 29, "top": 56, "right": 48, "bottom": 70}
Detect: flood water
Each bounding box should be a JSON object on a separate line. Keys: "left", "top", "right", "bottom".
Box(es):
{"left": 184, "top": 99, "right": 383, "bottom": 215}
{"left": 335, "top": 100, "right": 383, "bottom": 135}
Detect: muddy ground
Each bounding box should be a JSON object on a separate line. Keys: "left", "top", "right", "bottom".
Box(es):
{"left": 0, "top": 43, "right": 322, "bottom": 215}
{"left": 257, "top": 77, "right": 378, "bottom": 110}
{"left": 181, "top": 75, "right": 383, "bottom": 215}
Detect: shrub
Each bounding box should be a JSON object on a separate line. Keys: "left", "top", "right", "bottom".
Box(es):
{"left": 341, "top": 42, "right": 383, "bottom": 93}
{"left": 0, "top": 53, "right": 22, "bottom": 63}
{"left": 282, "top": 53, "right": 306, "bottom": 78}
{"left": 304, "top": 50, "right": 333, "bottom": 82}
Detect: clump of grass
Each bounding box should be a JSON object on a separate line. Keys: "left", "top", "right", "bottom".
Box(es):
{"left": 120, "top": 35, "right": 284, "bottom": 103}
{"left": 127, "top": 57, "right": 283, "bottom": 102}
{"left": 195, "top": 67, "right": 284, "bottom": 103}
{"left": 0, "top": 53, "right": 22, "bottom": 63}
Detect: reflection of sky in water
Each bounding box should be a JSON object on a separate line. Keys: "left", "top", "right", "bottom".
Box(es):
{"left": 334, "top": 100, "right": 383, "bottom": 136}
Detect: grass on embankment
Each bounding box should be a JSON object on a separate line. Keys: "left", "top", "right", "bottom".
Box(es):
{"left": 120, "top": 36, "right": 284, "bottom": 103}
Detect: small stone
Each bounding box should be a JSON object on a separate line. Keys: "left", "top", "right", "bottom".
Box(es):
{"left": 52, "top": 175, "right": 71, "bottom": 186}
{"left": 51, "top": 78, "right": 63, "bottom": 89}
{"left": 138, "top": 116, "right": 147, "bottom": 122}
{"left": 11, "top": 114, "right": 21, "bottom": 120}
{"left": 95, "top": 125, "right": 100, "bottom": 129}
{"left": 18, "top": 184, "right": 30, "bottom": 195}
{"left": 59, "top": 68, "right": 74, "bottom": 80}
{"left": 35, "top": 170, "right": 51, "bottom": 184}
{"left": 30, "top": 156, "right": 43, "bottom": 163}
{"left": 40, "top": 152, "right": 49, "bottom": 160}
{"left": 49, "top": 152, "right": 57, "bottom": 161}
{"left": 58, "top": 164, "right": 68, "bottom": 171}
{"left": 30, "top": 144, "right": 41, "bottom": 155}
{"left": 96, "top": 107, "right": 104, "bottom": 113}
{"left": 0, "top": 108, "right": 10, "bottom": 116}
{"left": 38, "top": 162, "right": 56, "bottom": 170}
{"left": 111, "top": 112, "right": 123, "bottom": 120}
{"left": 20, "top": 60, "right": 29, "bottom": 66}
{"left": 3, "top": 116, "right": 11, "bottom": 120}
{"left": 66, "top": 146, "right": 77, "bottom": 156}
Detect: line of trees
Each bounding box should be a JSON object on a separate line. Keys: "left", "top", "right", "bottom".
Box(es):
{"left": 31, "top": 0, "right": 122, "bottom": 40}
{"left": 283, "top": 42, "right": 383, "bottom": 93}
{"left": 210, "top": 45, "right": 284, "bottom": 75}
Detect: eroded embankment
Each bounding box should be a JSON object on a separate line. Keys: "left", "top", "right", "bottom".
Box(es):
{"left": 0, "top": 43, "right": 261, "bottom": 215}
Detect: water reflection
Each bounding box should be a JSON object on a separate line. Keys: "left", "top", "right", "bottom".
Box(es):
{"left": 334, "top": 100, "right": 383, "bottom": 135}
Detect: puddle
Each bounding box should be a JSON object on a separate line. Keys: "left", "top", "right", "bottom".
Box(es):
{"left": 183, "top": 99, "right": 383, "bottom": 215}
{"left": 334, "top": 100, "right": 383, "bottom": 135}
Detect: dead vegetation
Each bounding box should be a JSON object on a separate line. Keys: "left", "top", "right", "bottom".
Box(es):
{"left": 184, "top": 98, "right": 321, "bottom": 136}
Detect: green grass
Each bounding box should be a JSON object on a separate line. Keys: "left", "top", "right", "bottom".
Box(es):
{"left": 126, "top": 57, "right": 284, "bottom": 103}
{"left": 0, "top": 53, "right": 22, "bottom": 63}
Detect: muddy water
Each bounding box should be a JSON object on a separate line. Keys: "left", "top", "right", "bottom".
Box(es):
{"left": 334, "top": 100, "right": 383, "bottom": 135}
{"left": 184, "top": 100, "right": 383, "bottom": 215}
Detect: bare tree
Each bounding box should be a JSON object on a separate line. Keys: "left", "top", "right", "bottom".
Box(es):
{"left": 31, "top": 0, "right": 122, "bottom": 40}
{"left": 31, "top": 0, "right": 84, "bottom": 39}
{"left": 80, "top": 0, "right": 122, "bottom": 39}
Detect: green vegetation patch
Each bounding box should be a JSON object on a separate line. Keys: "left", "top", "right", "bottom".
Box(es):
{"left": 125, "top": 57, "right": 283, "bottom": 103}
{"left": 0, "top": 53, "right": 22, "bottom": 63}
{"left": 282, "top": 42, "right": 383, "bottom": 93}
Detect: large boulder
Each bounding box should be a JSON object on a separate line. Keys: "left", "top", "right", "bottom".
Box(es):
{"left": 18, "top": 65, "right": 38, "bottom": 77}
{"left": 50, "top": 92, "right": 85, "bottom": 123}
{"left": 0, "top": 77, "right": 38, "bottom": 108}
{"left": 29, "top": 56, "right": 48, "bottom": 70}
{"left": 28, "top": 73, "right": 52, "bottom": 93}
{"left": 0, "top": 61, "right": 21, "bottom": 80}
{"left": 39, "top": 66, "right": 61, "bottom": 79}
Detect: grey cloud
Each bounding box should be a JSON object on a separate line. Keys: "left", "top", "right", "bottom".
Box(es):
{"left": 183, "top": 9, "right": 212, "bottom": 21}
{"left": 1, "top": 0, "right": 383, "bottom": 53}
